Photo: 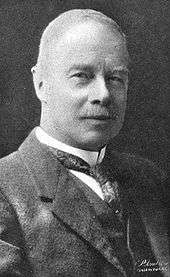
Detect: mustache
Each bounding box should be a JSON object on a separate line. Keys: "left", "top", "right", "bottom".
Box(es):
{"left": 80, "top": 107, "right": 119, "bottom": 119}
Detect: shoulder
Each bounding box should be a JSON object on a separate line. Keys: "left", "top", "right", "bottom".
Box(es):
{"left": 0, "top": 152, "right": 24, "bottom": 231}
{"left": 0, "top": 150, "right": 23, "bottom": 192}
{"left": 0, "top": 149, "right": 35, "bottom": 205}
{"left": 108, "top": 149, "right": 167, "bottom": 183}
{"left": 107, "top": 149, "right": 168, "bottom": 205}
{"left": 119, "top": 151, "right": 166, "bottom": 184}
{"left": 0, "top": 150, "right": 24, "bottom": 182}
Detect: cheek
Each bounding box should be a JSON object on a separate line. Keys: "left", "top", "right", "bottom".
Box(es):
{"left": 47, "top": 83, "right": 70, "bottom": 107}
{"left": 113, "top": 90, "right": 127, "bottom": 107}
{"left": 49, "top": 93, "right": 80, "bottom": 120}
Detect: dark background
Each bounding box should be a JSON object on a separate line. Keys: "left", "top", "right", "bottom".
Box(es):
{"left": 0, "top": 0, "right": 169, "bottom": 175}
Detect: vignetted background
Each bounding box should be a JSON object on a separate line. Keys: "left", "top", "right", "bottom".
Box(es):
{"left": 0, "top": 0, "right": 169, "bottom": 176}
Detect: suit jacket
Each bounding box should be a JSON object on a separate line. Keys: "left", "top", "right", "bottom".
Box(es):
{"left": 0, "top": 129, "right": 169, "bottom": 277}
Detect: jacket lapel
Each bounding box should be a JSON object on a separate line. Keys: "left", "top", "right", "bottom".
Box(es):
{"left": 101, "top": 148, "right": 169, "bottom": 274}
{"left": 51, "top": 168, "right": 126, "bottom": 275}
{"left": 18, "top": 129, "right": 126, "bottom": 276}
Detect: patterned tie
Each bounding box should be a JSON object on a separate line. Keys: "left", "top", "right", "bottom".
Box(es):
{"left": 49, "top": 147, "right": 135, "bottom": 276}
{"left": 51, "top": 148, "right": 123, "bottom": 220}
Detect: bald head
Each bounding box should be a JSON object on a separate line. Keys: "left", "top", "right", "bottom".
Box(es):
{"left": 35, "top": 9, "right": 128, "bottom": 77}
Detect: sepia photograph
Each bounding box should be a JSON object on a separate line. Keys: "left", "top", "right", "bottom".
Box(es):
{"left": 0, "top": 1, "right": 169, "bottom": 276}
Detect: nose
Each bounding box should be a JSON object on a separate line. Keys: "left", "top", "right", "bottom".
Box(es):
{"left": 89, "top": 76, "right": 111, "bottom": 106}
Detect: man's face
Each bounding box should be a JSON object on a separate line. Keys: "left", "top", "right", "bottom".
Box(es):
{"left": 41, "top": 21, "right": 128, "bottom": 151}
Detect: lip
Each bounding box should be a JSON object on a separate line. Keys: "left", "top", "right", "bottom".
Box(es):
{"left": 80, "top": 116, "right": 117, "bottom": 126}
{"left": 84, "top": 116, "right": 112, "bottom": 120}
{"left": 81, "top": 114, "right": 118, "bottom": 121}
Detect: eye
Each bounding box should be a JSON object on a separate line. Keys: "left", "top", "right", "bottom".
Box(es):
{"left": 72, "top": 72, "right": 90, "bottom": 79}
{"left": 107, "top": 76, "right": 124, "bottom": 84}
{"left": 70, "top": 71, "right": 94, "bottom": 85}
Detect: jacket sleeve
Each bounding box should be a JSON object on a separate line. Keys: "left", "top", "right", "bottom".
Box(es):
{"left": 0, "top": 189, "right": 31, "bottom": 277}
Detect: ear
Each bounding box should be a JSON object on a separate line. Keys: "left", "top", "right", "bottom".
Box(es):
{"left": 31, "top": 65, "right": 47, "bottom": 103}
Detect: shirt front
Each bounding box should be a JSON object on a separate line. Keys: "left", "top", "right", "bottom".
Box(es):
{"left": 36, "top": 127, "right": 105, "bottom": 200}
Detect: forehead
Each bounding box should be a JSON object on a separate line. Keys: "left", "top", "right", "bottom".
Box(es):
{"left": 49, "top": 21, "right": 128, "bottom": 72}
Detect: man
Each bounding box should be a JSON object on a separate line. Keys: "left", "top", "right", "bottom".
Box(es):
{"left": 0, "top": 9, "right": 169, "bottom": 277}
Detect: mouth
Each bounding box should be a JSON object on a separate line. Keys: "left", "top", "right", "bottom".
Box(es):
{"left": 81, "top": 113, "right": 118, "bottom": 121}
{"left": 84, "top": 116, "right": 112, "bottom": 120}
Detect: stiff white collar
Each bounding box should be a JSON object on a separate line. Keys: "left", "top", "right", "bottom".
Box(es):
{"left": 35, "top": 127, "right": 106, "bottom": 166}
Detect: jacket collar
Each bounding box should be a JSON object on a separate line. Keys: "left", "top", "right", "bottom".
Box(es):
{"left": 19, "top": 128, "right": 62, "bottom": 199}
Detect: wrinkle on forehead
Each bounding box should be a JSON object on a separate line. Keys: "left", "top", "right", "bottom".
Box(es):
{"left": 36, "top": 9, "right": 128, "bottom": 75}
{"left": 55, "top": 21, "right": 124, "bottom": 53}
{"left": 47, "top": 21, "right": 128, "bottom": 72}
{"left": 49, "top": 37, "right": 129, "bottom": 76}
{"left": 62, "top": 21, "right": 123, "bottom": 44}
{"left": 49, "top": 22, "right": 126, "bottom": 53}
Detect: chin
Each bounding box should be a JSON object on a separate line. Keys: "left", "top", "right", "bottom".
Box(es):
{"left": 72, "top": 125, "right": 122, "bottom": 151}
{"left": 77, "top": 133, "right": 111, "bottom": 151}
{"left": 85, "top": 127, "right": 122, "bottom": 150}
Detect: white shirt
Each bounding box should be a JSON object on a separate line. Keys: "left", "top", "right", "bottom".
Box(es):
{"left": 36, "top": 127, "right": 105, "bottom": 200}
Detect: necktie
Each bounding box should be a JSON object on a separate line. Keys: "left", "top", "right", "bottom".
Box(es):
{"left": 49, "top": 147, "right": 135, "bottom": 276}
{"left": 50, "top": 148, "right": 123, "bottom": 219}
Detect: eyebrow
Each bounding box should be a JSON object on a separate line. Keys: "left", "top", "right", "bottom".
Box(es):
{"left": 67, "top": 64, "right": 129, "bottom": 75}
{"left": 67, "top": 64, "right": 94, "bottom": 75}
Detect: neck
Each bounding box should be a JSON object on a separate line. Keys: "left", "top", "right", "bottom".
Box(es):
{"left": 36, "top": 126, "right": 106, "bottom": 166}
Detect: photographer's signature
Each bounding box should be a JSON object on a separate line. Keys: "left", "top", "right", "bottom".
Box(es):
{"left": 135, "top": 259, "right": 168, "bottom": 273}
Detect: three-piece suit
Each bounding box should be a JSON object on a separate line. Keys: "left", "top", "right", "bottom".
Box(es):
{"left": 0, "top": 128, "right": 169, "bottom": 276}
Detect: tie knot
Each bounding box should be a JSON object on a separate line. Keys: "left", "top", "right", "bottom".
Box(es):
{"left": 89, "top": 165, "right": 108, "bottom": 186}
{"left": 49, "top": 147, "right": 107, "bottom": 183}
{"left": 50, "top": 148, "right": 91, "bottom": 174}
{"left": 50, "top": 148, "right": 123, "bottom": 218}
